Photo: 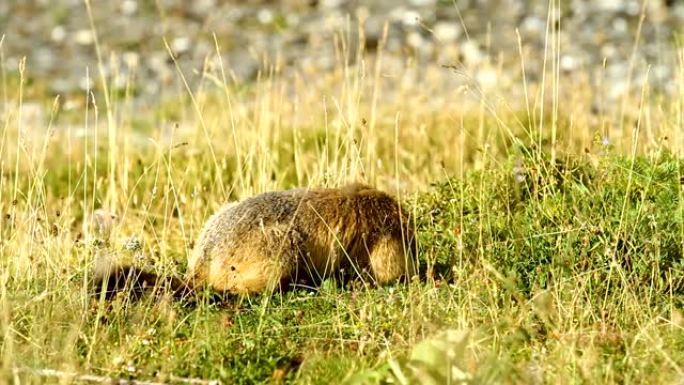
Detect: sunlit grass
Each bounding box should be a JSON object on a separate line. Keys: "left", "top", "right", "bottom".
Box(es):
{"left": 1, "top": 3, "right": 684, "bottom": 383}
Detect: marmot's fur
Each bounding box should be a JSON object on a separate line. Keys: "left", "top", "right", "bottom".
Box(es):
{"left": 94, "top": 183, "right": 416, "bottom": 299}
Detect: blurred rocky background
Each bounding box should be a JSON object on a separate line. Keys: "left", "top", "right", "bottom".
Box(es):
{"left": 1, "top": 0, "right": 683, "bottom": 105}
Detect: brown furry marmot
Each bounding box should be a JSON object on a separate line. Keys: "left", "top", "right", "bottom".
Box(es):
{"left": 94, "top": 183, "right": 417, "bottom": 299}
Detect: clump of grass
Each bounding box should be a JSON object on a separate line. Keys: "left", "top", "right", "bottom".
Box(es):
{"left": 415, "top": 149, "right": 684, "bottom": 297}
{"left": 351, "top": 151, "right": 684, "bottom": 385}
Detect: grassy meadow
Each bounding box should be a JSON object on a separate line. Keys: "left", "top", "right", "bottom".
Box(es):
{"left": 2, "top": 11, "right": 684, "bottom": 385}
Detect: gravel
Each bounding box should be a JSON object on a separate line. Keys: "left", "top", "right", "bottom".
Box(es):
{"left": 1, "top": 0, "right": 682, "bottom": 105}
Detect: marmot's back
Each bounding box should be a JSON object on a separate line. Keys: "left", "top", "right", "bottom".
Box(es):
{"left": 188, "top": 184, "right": 416, "bottom": 294}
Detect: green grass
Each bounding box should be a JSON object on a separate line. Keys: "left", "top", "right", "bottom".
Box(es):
{"left": 2, "top": 150, "right": 684, "bottom": 384}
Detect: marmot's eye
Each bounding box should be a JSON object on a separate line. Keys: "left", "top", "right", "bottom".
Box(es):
{"left": 230, "top": 266, "right": 236, "bottom": 271}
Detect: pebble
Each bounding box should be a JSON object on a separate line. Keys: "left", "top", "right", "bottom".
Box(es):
{"left": 460, "top": 40, "right": 484, "bottom": 66}
{"left": 73, "top": 29, "right": 94, "bottom": 46}
{"left": 433, "top": 22, "right": 461, "bottom": 43}
{"left": 50, "top": 26, "right": 66, "bottom": 43}
{"left": 171, "top": 37, "right": 191, "bottom": 55}
{"left": 120, "top": 0, "right": 138, "bottom": 16}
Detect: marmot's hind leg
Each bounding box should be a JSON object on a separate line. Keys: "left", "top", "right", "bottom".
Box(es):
{"left": 368, "top": 235, "right": 416, "bottom": 284}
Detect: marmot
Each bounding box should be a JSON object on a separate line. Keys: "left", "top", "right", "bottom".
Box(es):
{"left": 94, "top": 183, "right": 417, "bottom": 299}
